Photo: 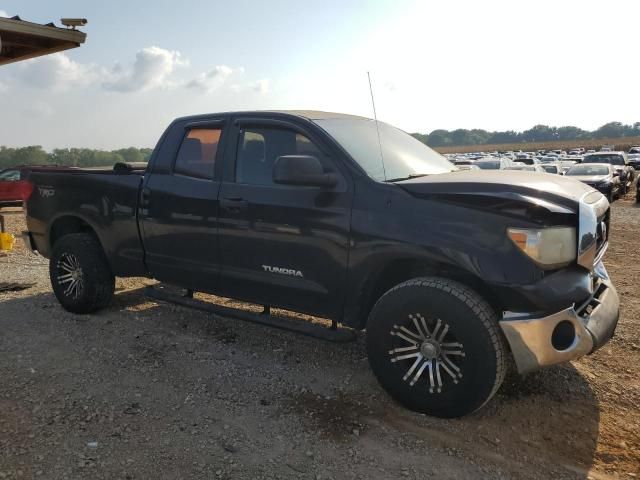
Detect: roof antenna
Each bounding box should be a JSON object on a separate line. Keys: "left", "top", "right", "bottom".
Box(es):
{"left": 367, "top": 71, "right": 387, "bottom": 181}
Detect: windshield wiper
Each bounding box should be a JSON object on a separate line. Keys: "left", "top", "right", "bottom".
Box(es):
{"left": 385, "top": 173, "right": 430, "bottom": 182}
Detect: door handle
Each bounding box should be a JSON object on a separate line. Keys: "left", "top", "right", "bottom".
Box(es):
{"left": 220, "top": 197, "right": 248, "bottom": 213}
{"left": 141, "top": 187, "right": 151, "bottom": 207}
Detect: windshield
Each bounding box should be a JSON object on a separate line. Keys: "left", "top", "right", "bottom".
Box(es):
{"left": 514, "top": 158, "right": 534, "bottom": 165}
{"left": 314, "top": 118, "right": 455, "bottom": 181}
{"left": 584, "top": 154, "right": 624, "bottom": 165}
{"left": 0, "top": 170, "right": 19, "bottom": 181}
{"left": 476, "top": 161, "right": 500, "bottom": 170}
{"left": 566, "top": 164, "right": 609, "bottom": 176}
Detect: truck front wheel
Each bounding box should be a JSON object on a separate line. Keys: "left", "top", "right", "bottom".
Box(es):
{"left": 49, "top": 233, "right": 115, "bottom": 314}
{"left": 366, "top": 277, "right": 507, "bottom": 418}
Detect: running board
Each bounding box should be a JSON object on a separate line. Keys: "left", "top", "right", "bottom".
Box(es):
{"left": 144, "top": 285, "right": 357, "bottom": 343}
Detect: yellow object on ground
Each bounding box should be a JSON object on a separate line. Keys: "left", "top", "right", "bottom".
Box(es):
{"left": 0, "top": 233, "right": 15, "bottom": 251}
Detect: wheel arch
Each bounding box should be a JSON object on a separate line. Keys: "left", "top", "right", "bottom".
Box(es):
{"left": 348, "top": 256, "right": 504, "bottom": 330}
{"left": 48, "top": 214, "right": 104, "bottom": 252}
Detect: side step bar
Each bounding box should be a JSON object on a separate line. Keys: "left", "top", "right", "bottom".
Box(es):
{"left": 144, "top": 285, "right": 357, "bottom": 343}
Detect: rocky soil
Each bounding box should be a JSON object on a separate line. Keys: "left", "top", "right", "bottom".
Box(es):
{"left": 1, "top": 197, "right": 639, "bottom": 479}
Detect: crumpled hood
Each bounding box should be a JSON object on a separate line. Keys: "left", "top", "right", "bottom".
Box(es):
{"left": 396, "top": 170, "right": 601, "bottom": 219}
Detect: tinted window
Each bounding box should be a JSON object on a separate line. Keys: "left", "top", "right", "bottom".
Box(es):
{"left": 514, "top": 158, "right": 534, "bottom": 165}
{"left": 174, "top": 128, "right": 221, "bottom": 179}
{"left": 236, "top": 128, "right": 324, "bottom": 185}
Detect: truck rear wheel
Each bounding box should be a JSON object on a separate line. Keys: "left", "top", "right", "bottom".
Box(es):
{"left": 366, "top": 277, "right": 507, "bottom": 418}
{"left": 49, "top": 233, "right": 115, "bottom": 314}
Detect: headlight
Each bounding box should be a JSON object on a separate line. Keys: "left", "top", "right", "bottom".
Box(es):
{"left": 507, "top": 227, "right": 577, "bottom": 268}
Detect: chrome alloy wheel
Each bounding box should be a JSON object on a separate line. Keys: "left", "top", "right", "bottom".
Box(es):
{"left": 56, "top": 253, "right": 84, "bottom": 299}
{"left": 389, "top": 313, "right": 465, "bottom": 393}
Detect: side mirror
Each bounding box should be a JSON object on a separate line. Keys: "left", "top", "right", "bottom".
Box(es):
{"left": 273, "top": 155, "right": 338, "bottom": 188}
{"left": 612, "top": 171, "right": 620, "bottom": 177}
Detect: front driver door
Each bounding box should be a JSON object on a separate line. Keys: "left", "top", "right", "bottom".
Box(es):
{"left": 216, "top": 119, "right": 352, "bottom": 319}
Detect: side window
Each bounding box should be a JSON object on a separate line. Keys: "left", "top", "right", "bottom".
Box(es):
{"left": 174, "top": 128, "right": 221, "bottom": 179}
{"left": 236, "top": 127, "right": 326, "bottom": 186}
{"left": 0, "top": 170, "right": 19, "bottom": 181}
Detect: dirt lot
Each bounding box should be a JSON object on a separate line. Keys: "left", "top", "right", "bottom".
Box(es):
{"left": 1, "top": 197, "right": 639, "bottom": 480}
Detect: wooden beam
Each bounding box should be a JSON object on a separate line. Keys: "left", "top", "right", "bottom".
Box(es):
{"left": 0, "top": 17, "right": 86, "bottom": 45}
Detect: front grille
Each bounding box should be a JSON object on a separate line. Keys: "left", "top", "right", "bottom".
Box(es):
{"left": 576, "top": 279, "right": 607, "bottom": 319}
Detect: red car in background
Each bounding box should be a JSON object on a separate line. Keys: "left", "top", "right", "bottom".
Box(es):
{"left": 0, "top": 168, "right": 33, "bottom": 207}
{"left": 1, "top": 165, "right": 82, "bottom": 208}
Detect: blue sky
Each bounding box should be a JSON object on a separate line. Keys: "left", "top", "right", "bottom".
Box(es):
{"left": 1, "top": 0, "right": 639, "bottom": 150}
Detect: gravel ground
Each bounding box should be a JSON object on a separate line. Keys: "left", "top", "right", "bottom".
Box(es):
{"left": 1, "top": 197, "right": 639, "bottom": 480}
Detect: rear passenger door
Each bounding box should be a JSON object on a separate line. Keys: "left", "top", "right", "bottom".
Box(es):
{"left": 216, "top": 118, "right": 353, "bottom": 319}
{"left": 140, "top": 119, "right": 227, "bottom": 290}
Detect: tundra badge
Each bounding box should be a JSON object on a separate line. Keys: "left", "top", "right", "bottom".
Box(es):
{"left": 262, "top": 265, "right": 304, "bottom": 278}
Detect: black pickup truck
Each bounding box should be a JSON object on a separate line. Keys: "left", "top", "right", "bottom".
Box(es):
{"left": 24, "top": 110, "right": 619, "bottom": 418}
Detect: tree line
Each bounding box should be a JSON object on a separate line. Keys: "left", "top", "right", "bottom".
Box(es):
{"left": 0, "top": 146, "right": 153, "bottom": 170}
{"left": 412, "top": 121, "right": 640, "bottom": 147}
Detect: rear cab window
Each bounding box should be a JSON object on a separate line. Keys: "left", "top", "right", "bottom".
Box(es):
{"left": 173, "top": 128, "right": 222, "bottom": 179}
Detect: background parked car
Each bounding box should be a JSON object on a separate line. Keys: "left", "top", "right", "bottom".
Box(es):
{"left": 564, "top": 163, "right": 621, "bottom": 202}
{"left": 559, "top": 159, "right": 578, "bottom": 174}
{"left": 627, "top": 153, "right": 640, "bottom": 170}
{"left": 582, "top": 152, "right": 634, "bottom": 193}
{"left": 0, "top": 168, "right": 32, "bottom": 207}
{"left": 540, "top": 164, "right": 561, "bottom": 174}
{"left": 474, "top": 158, "right": 513, "bottom": 170}
{"left": 513, "top": 157, "right": 541, "bottom": 166}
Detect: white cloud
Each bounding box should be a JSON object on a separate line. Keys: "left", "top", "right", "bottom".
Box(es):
{"left": 0, "top": 10, "right": 9, "bottom": 17}
{"left": 186, "top": 65, "right": 241, "bottom": 93}
{"left": 11, "top": 53, "right": 101, "bottom": 91}
{"left": 103, "top": 46, "right": 186, "bottom": 93}
{"left": 250, "top": 78, "right": 270, "bottom": 94}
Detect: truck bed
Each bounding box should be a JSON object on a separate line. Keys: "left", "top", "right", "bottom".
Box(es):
{"left": 25, "top": 165, "right": 147, "bottom": 276}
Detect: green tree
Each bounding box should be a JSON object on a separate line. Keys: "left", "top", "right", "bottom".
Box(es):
{"left": 426, "top": 130, "right": 451, "bottom": 147}
{"left": 594, "top": 122, "right": 625, "bottom": 138}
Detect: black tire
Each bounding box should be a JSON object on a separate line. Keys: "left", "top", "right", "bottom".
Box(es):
{"left": 607, "top": 190, "right": 614, "bottom": 203}
{"left": 366, "top": 277, "right": 507, "bottom": 418}
{"left": 49, "top": 233, "right": 115, "bottom": 314}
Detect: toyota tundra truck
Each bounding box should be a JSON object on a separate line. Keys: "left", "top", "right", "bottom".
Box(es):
{"left": 23, "top": 110, "right": 619, "bottom": 418}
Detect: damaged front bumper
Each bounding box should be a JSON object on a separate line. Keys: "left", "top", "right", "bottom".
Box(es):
{"left": 500, "top": 261, "right": 619, "bottom": 374}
